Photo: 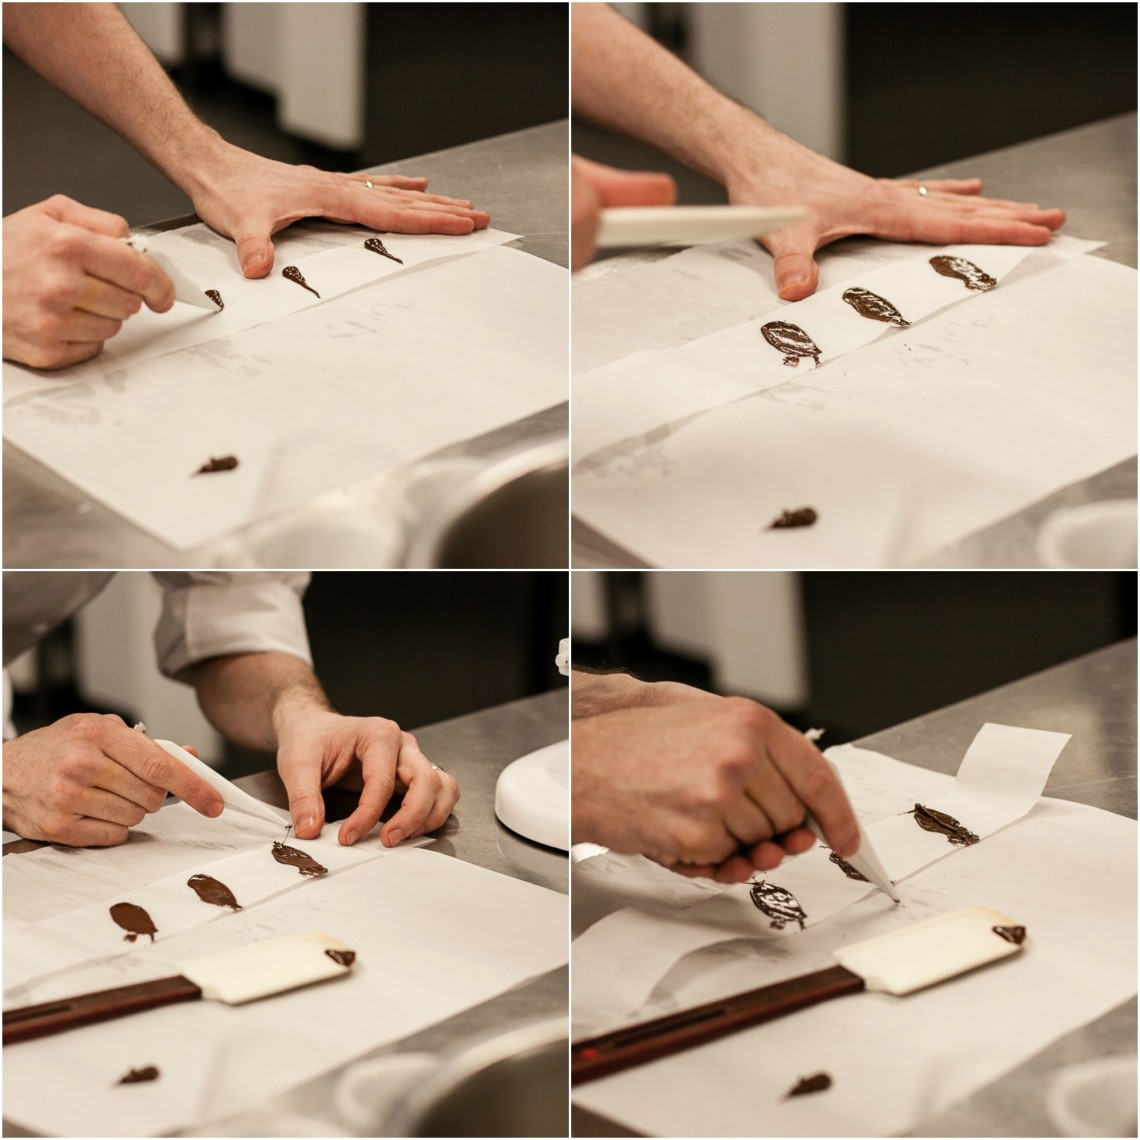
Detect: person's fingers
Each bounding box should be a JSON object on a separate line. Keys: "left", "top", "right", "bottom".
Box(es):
{"left": 234, "top": 229, "right": 277, "bottom": 279}
{"left": 711, "top": 853, "right": 761, "bottom": 883}
{"left": 764, "top": 228, "right": 822, "bottom": 301}
{"left": 778, "top": 827, "right": 817, "bottom": 857}
{"left": 722, "top": 794, "right": 776, "bottom": 848}
{"left": 591, "top": 168, "right": 677, "bottom": 209}
{"left": 74, "top": 277, "right": 144, "bottom": 321}
{"left": 276, "top": 751, "right": 328, "bottom": 839}
{"left": 379, "top": 735, "right": 453, "bottom": 847}
{"left": 73, "top": 786, "right": 148, "bottom": 828}
{"left": 96, "top": 723, "right": 223, "bottom": 819}
{"left": 768, "top": 733, "right": 859, "bottom": 857}
{"left": 366, "top": 175, "right": 429, "bottom": 191}
{"left": 20, "top": 339, "right": 105, "bottom": 371}
{"left": 81, "top": 233, "right": 175, "bottom": 310}
{"left": 336, "top": 723, "right": 401, "bottom": 846}
{"left": 41, "top": 194, "right": 131, "bottom": 238}
{"left": 897, "top": 177, "right": 984, "bottom": 197}
{"left": 56, "top": 311, "right": 124, "bottom": 345}
{"left": 747, "top": 839, "right": 791, "bottom": 872}
{"left": 62, "top": 818, "right": 131, "bottom": 847}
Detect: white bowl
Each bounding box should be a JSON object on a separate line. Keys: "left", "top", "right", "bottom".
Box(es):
{"left": 1038, "top": 500, "right": 1137, "bottom": 568}
{"left": 1046, "top": 1055, "right": 1138, "bottom": 1137}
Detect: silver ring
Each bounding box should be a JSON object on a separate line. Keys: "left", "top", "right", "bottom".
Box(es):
{"left": 917, "top": 185, "right": 929, "bottom": 198}
{"left": 363, "top": 179, "right": 374, "bottom": 190}
{"left": 430, "top": 764, "right": 441, "bottom": 771}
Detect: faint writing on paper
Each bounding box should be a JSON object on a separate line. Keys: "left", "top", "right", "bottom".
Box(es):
{"left": 749, "top": 879, "right": 808, "bottom": 931}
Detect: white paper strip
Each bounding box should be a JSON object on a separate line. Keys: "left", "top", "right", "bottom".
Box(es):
{"left": 571, "top": 724, "right": 1069, "bottom": 1035}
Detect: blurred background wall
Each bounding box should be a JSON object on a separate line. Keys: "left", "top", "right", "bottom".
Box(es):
{"left": 571, "top": 571, "right": 1137, "bottom": 743}
{"left": 575, "top": 2, "right": 1137, "bottom": 203}
{"left": 6, "top": 571, "right": 567, "bottom": 777}
{"left": 3, "top": 2, "right": 567, "bottom": 225}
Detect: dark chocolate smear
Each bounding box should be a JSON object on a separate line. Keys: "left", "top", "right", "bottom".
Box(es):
{"left": 110, "top": 901, "right": 157, "bottom": 943}
{"left": 842, "top": 286, "right": 910, "bottom": 327}
{"left": 761, "top": 320, "right": 822, "bottom": 366}
{"left": 194, "top": 455, "right": 239, "bottom": 476}
{"left": 205, "top": 289, "right": 224, "bottom": 310}
{"left": 993, "top": 925, "right": 1027, "bottom": 945}
{"left": 929, "top": 255, "right": 996, "bottom": 292}
{"left": 910, "top": 803, "right": 980, "bottom": 846}
{"left": 828, "top": 850, "right": 868, "bottom": 882}
{"left": 786, "top": 1072, "right": 832, "bottom": 1098}
{"left": 769, "top": 507, "right": 818, "bottom": 530}
{"left": 365, "top": 237, "right": 403, "bottom": 265}
{"left": 187, "top": 873, "right": 242, "bottom": 911}
{"left": 282, "top": 265, "right": 320, "bottom": 298}
{"left": 271, "top": 840, "right": 328, "bottom": 878}
{"left": 117, "top": 1065, "right": 160, "bottom": 1085}
{"left": 749, "top": 879, "right": 808, "bottom": 931}
{"left": 325, "top": 948, "right": 357, "bottom": 967}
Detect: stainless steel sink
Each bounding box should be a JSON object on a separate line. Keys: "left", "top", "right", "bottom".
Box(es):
{"left": 384, "top": 1018, "right": 568, "bottom": 1137}
{"left": 404, "top": 436, "right": 568, "bottom": 568}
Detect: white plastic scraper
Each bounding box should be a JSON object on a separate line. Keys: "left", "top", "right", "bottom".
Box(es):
{"left": 595, "top": 204, "right": 809, "bottom": 249}
{"left": 122, "top": 234, "right": 218, "bottom": 310}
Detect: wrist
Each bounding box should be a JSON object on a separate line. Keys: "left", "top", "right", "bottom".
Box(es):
{"left": 570, "top": 670, "right": 653, "bottom": 718}
{"left": 154, "top": 123, "right": 232, "bottom": 202}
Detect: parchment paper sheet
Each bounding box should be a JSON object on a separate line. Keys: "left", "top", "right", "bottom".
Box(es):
{"left": 4, "top": 848, "right": 568, "bottom": 1137}
{"left": 571, "top": 731, "right": 1136, "bottom": 1137}
{"left": 573, "top": 251, "right": 1135, "bottom": 567}
{"left": 3, "top": 245, "right": 566, "bottom": 549}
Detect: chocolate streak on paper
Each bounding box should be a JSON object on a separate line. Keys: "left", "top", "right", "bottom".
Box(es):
{"left": 828, "top": 850, "right": 868, "bottom": 882}
{"left": 365, "top": 237, "right": 403, "bottom": 264}
{"left": 993, "top": 925, "right": 1027, "bottom": 945}
{"left": 271, "top": 840, "right": 328, "bottom": 878}
{"left": 929, "top": 255, "right": 996, "bottom": 292}
{"left": 194, "top": 455, "right": 238, "bottom": 476}
{"left": 282, "top": 265, "right": 320, "bottom": 298}
{"left": 117, "top": 1065, "right": 160, "bottom": 1085}
{"left": 205, "top": 289, "right": 224, "bottom": 310}
{"left": 187, "top": 873, "right": 242, "bottom": 911}
{"left": 769, "top": 507, "right": 817, "bottom": 529}
{"left": 842, "top": 286, "right": 911, "bottom": 327}
{"left": 910, "top": 803, "right": 980, "bottom": 846}
{"left": 761, "top": 321, "right": 822, "bottom": 367}
{"left": 785, "top": 1072, "right": 832, "bottom": 1098}
{"left": 749, "top": 880, "right": 808, "bottom": 931}
{"left": 110, "top": 902, "right": 157, "bottom": 943}
{"left": 325, "top": 948, "right": 357, "bottom": 967}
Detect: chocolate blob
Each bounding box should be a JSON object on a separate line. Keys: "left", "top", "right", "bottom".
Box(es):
{"left": 910, "top": 803, "right": 980, "bottom": 846}
{"left": 282, "top": 265, "right": 320, "bottom": 298}
{"left": 749, "top": 880, "right": 808, "bottom": 931}
{"left": 993, "top": 925, "right": 1027, "bottom": 945}
{"left": 786, "top": 1072, "right": 832, "bottom": 1098}
{"left": 365, "top": 237, "right": 403, "bottom": 265}
{"left": 271, "top": 841, "right": 328, "bottom": 878}
{"left": 828, "top": 850, "right": 868, "bottom": 882}
{"left": 325, "top": 948, "right": 357, "bottom": 967}
{"left": 205, "top": 289, "right": 224, "bottom": 310}
{"left": 110, "top": 902, "right": 157, "bottom": 943}
{"left": 761, "top": 321, "right": 822, "bottom": 367}
{"left": 187, "top": 873, "right": 242, "bottom": 911}
{"left": 929, "top": 255, "right": 996, "bottom": 292}
{"left": 769, "top": 507, "right": 818, "bottom": 530}
{"left": 842, "top": 286, "right": 910, "bottom": 327}
{"left": 117, "top": 1065, "right": 160, "bottom": 1085}
{"left": 194, "top": 455, "right": 239, "bottom": 475}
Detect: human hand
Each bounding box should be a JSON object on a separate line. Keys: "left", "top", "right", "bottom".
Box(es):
{"left": 572, "top": 154, "right": 676, "bottom": 271}
{"left": 723, "top": 126, "right": 1065, "bottom": 300}
{"left": 274, "top": 708, "right": 460, "bottom": 847}
{"left": 1, "top": 714, "right": 223, "bottom": 846}
{"left": 3, "top": 195, "right": 175, "bottom": 370}
{"left": 572, "top": 694, "right": 858, "bottom": 883}
{"left": 186, "top": 143, "right": 491, "bottom": 278}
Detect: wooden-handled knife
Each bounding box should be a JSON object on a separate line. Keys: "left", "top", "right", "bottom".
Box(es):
{"left": 4, "top": 930, "right": 356, "bottom": 1046}
{"left": 571, "top": 906, "right": 1026, "bottom": 1085}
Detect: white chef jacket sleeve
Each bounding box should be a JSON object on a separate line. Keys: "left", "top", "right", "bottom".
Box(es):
{"left": 151, "top": 572, "right": 313, "bottom": 682}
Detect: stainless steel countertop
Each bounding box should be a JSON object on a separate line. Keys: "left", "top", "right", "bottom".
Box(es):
{"left": 3, "top": 121, "right": 569, "bottom": 570}
{"left": 572, "top": 113, "right": 1138, "bottom": 569}
{"left": 3, "top": 688, "right": 568, "bottom": 1137}
{"left": 573, "top": 639, "right": 1138, "bottom": 1138}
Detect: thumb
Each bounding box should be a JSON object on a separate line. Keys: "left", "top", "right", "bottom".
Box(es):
{"left": 234, "top": 230, "right": 275, "bottom": 278}
{"left": 764, "top": 228, "right": 820, "bottom": 301}
{"left": 278, "top": 754, "right": 326, "bottom": 839}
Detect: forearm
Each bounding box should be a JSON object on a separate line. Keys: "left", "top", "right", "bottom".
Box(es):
{"left": 570, "top": 668, "right": 711, "bottom": 719}
{"left": 3, "top": 4, "right": 226, "bottom": 197}
{"left": 191, "top": 652, "right": 332, "bottom": 753}
{"left": 571, "top": 3, "right": 774, "bottom": 187}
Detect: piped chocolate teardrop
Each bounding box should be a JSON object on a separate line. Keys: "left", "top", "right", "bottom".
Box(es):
{"left": 282, "top": 265, "right": 320, "bottom": 298}
{"left": 110, "top": 902, "right": 157, "bottom": 943}
{"left": 205, "top": 289, "right": 224, "bottom": 310}
{"left": 842, "top": 286, "right": 910, "bottom": 327}
{"left": 271, "top": 840, "right": 328, "bottom": 878}
{"left": 786, "top": 1072, "right": 832, "bottom": 1098}
{"left": 187, "top": 873, "right": 242, "bottom": 911}
{"left": 117, "top": 1065, "right": 160, "bottom": 1085}
{"left": 365, "top": 237, "right": 403, "bottom": 264}
{"left": 749, "top": 879, "right": 808, "bottom": 931}
{"left": 910, "top": 803, "right": 980, "bottom": 846}
{"left": 769, "top": 507, "right": 817, "bottom": 530}
{"left": 929, "top": 255, "right": 996, "bottom": 292}
{"left": 761, "top": 321, "right": 822, "bottom": 367}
